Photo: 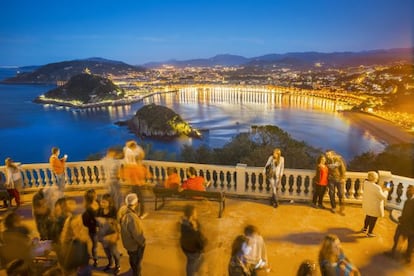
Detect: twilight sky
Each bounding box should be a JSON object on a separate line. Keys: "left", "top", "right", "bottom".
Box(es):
{"left": 0, "top": 0, "right": 412, "bottom": 66}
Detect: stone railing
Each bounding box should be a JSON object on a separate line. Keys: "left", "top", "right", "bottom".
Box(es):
{"left": 1, "top": 160, "right": 413, "bottom": 210}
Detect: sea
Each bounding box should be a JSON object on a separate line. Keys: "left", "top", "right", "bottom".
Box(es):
{"left": 0, "top": 68, "right": 385, "bottom": 164}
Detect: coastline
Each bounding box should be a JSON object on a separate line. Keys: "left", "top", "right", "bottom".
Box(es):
{"left": 340, "top": 110, "right": 414, "bottom": 145}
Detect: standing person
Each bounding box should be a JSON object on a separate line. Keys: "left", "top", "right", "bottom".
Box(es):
{"left": 228, "top": 235, "right": 251, "bottom": 276}
{"left": 325, "top": 150, "right": 346, "bottom": 215}
{"left": 123, "top": 140, "right": 145, "bottom": 164}
{"left": 32, "top": 188, "right": 52, "bottom": 240}
{"left": 102, "top": 147, "right": 123, "bottom": 210}
{"left": 361, "top": 171, "right": 390, "bottom": 237}
{"left": 243, "top": 225, "right": 269, "bottom": 275}
{"left": 312, "top": 154, "right": 329, "bottom": 209}
{"left": 49, "top": 147, "right": 68, "bottom": 195}
{"left": 180, "top": 205, "right": 206, "bottom": 276}
{"left": 319, "top": 234, "right": 360, "bottom": 276}
{"left": 81, "top": 189, "right": 100, "bottom": 267}
{"left": 264, "top": 148, "right": 285, "bottom": 208}
{"left": 4, "top": 157, "right": 23, "bottom": 207}
{"left": 119, "top": 193, "right": 146, "bottom": 276}
{"left": 97, "top": 193, "right": 121, "bottom": 274}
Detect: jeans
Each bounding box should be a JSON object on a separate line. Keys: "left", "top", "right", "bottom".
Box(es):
{"left": 89, "top": 233, "right": 98, "bottom": 262}
{"left": 312, "top": 185, "right": 327, "bottom": 206}
{"left": 363, "top": 215, "right": 378, "bottom": 234}
{"left": 107, "top": 182, "right": 123, "bottom": 210}
{"left": 328, "top": 179, "right": 344, "bottom": 209}
{"left": 55, "top": 173, "right": 66, "bottom": 192}
{"left": 128, "top": 245, "right": 145, "bottom": 276}
{"left": 131, "top": 186, "right": 146, "bottom": 216}
{"left": 269, "top": 177, "right": 280, "bottom": 204}
{"left": 103, "top": 242, "right": 121, "bottom": 266}
{"left": 184, "top": 251, "right": 202, "bottom": 276}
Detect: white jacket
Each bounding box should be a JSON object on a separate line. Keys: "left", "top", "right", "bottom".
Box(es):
{"left": 362, "top": 180, "right": 388, "bottom": 217}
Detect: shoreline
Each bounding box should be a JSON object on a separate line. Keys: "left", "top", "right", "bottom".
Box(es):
{"left": 340, "top": 110, "right": 414, "bottom": 145}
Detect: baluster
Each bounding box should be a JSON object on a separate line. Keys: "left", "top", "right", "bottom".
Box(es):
{"left": 20, "top": 169, "right": 29, "bottom": 188}
{"left": 41, "top": 169, "right": 50, "bottom": 187}
{"left": 348, "top": 179, "right": 356, "bottom": 200}
{"left": 28, "top": 170, "right": 36, "bottom": 188}
{"left": 212, "top": 171, "right": 218, "bottom": 189}
{"left": 90, "top": 166, "right": 98, "bottom": 184}
{"left": 251, "top": 173, "right": 257, "bottom": 192}
{"left": 288, "top": 175, "right": 294, "bottom": 193}
{"left": 281, "top": 175, "right": 287, "bottom": 193}
{"left": 354, "top": 179, "right": 361, "bottom": 199}
{"left": 34, "top": 169, "right": 42, "bottom": 187}
{"left": 296, "top": 175, "right": 302, "bottom": 195}
{"left": 304, "top": 175, "right": 310, "bottom": 195}
{"left": 80, "top": 167, "right": 86, "bottom": 185}
{"left": 68, "top": 167, "right": 76, "bottom": 186}
{"left": 396, "top": 182, "right": 403, "bottom": 203}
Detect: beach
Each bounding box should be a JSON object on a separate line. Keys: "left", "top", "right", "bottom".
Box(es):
{"left": 341, "top": 111, "right": 414, "bottom": 145}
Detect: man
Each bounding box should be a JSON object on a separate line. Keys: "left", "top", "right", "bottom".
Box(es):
{"left": 49, "top": 147, "right": 67, "bottom": 194}
{"left": 180, "top": 167, "right": 209, "bottom": 192}
{"left": 119, "top": 193, "right": 146, "bottom": 276}
{"left": 325, "top": 150, "right": 346, "bottom": 215}
{"left": 243, "top": 225, "right": 269, "bottom": 274}
{"left": 32, "top": 188, "right": 52, "bottom": 240}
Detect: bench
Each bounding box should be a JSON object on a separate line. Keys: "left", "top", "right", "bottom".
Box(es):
{"left": 152, "top": 187, "right": 225, "bottom": 218}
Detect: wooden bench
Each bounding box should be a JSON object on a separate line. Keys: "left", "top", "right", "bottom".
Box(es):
{"left": 152, "top": 187, "right": 225, "bottom": 218}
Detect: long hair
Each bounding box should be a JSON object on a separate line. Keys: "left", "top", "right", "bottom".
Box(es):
{"left": 5, "top": 158, "right": 18, "bottom": 171}
{"left": 318, "top": 234, "right": 339, "bottom": 264}
{"left": 272, "top": 148, "right": 281, "bottom": 166}
{"left": 231, "top": 235, "right": 248, "bottom": 257}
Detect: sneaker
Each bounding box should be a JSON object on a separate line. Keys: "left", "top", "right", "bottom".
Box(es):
{"left": 139, "top": 213, "right": 148, "bottom": 219}
{"left": 311, "top": 203, "right": 317, "bottom": 208}
{"left": 318, "top": 204, "right": 326, "bottom": 209}
{"left": 359, "top": 228, "right": 367, "bottom": 233}
{"left": 330, "top": 208, "right": 336, "bottom": 214}
{"left": 114, "top": 265, "right": 121, "bottom": 274}
{"left": 367, "top": 233, "right": 377, "bottom": 237}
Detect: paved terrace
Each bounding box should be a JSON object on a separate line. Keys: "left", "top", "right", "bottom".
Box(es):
{"left": 2, "top": 190, "right": 413, "bottom": 276}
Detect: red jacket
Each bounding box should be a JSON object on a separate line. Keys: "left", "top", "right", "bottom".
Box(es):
{"left": 181, "top": 176, "right": 206, "bottom": 191}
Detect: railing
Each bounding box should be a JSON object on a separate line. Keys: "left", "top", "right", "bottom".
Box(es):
{"left": 2, "top": 160, "right": 413, "bottom": 210}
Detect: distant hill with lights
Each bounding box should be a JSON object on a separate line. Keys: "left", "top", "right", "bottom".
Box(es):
{"left": 1, "top": 57, "right": 146, "bottom": 84}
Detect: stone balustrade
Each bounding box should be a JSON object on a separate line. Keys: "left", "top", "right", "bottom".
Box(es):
{"left": 1, "top": 160, "right": 412, "bottom": 210}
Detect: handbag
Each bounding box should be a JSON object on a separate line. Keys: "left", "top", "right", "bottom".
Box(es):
{"left": 62, "top": 239, "right": 89, "bottom": 270}
{"left": 265, "top": 164, "right": 274, "bottom": 179}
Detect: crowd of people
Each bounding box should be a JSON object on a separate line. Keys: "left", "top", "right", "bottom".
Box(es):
{"left": 0, "top": 143, "right": 413, "bottom": 275}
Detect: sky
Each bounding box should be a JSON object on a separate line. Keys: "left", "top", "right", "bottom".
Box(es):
{"left": 0, "top": 0, "right": 412, "bottom": 66}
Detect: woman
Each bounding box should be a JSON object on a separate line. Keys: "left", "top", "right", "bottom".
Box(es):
{"left": 4, "top": 157, "right": 23, "bottom": 207}
{"left": 319, "top": 234, "right": 360, "bottom": 276}
{"left": 97, "top": 193, "right": 121, "bottom": 274}
{"left": 361, "top": 171, "right": 390, "bottom": 237}
{"left": 228, "top": 235, "right": 251, "bottom": 276}
{"left": 312, "top": 155, "right": 328, "bottom": 209}
{"left": 264, "top": 148, "right": 285, "bottom": 208}
{"left": 81, "top": 189, "right": 100, "bottom": 267}
{"left": 180, "top": 205, "right": 207, "bottom": 276}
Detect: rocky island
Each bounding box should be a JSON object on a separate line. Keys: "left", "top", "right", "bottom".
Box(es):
{"left": 34, "top": 73, "right": 125, "bottom": 107}
{"left": 118, "top": 104, "right": 202, "bottom": 139}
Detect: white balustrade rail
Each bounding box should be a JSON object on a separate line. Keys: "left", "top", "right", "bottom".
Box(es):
{"left": 1, "top": 160, "right": 412, "bottom": 210}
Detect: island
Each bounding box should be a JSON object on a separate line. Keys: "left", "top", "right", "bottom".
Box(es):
{"left": 34, "top": 73, "right": 125, "bottom": 107}
{"left": 117, "top": 104, "right": 202, "bottom": 139}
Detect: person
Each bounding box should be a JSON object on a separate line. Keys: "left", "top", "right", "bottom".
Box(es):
{"left": 386, "top": 185, "right": 414, "bottom": 263}
{"left": 0, "top": 212, "right": 33, "bottom": 274}
{"left": 49, "top": 197, "right": 68, "bottom": 244}
{"left": 119, "top": 193, "right": 146, "bottom": 276}
{"left": 49, "top": 147, "right": 68, "bottom": 194}
{"left": 297, "top": 260, "right": 317, "bottom": 276}
{"left": 228, "top": 235, "right": 251, "bottom": 276}
{"left": 312, "top": 154, "right": 328, "bottom": 209}
{"left": 97, "top": 193, "right": 121, "bottom": 274}
{"left": 32, "top": 188, "right": 52, "bottom": 240}
{"left": 180, "top": 205, "right": 206, "bottom": 276}
{"left": 180, "top": 167, "right": 209, "bottom": 191}
{"left": 164, "top": 167, "right": 181, "bottom": 189}
{"left": 325, "top": 150, "right": 346, "bottom": 215}
{"left": 319, "top": 234, "right": 360, "bottom": 276}
{"left": 121, "top": 155, "right": 152, "bottom": 219}
{"left": 264, "top": 148, "right": 285, "bottom": 208}
{"left": 81, "top": 188, "right": 99, "bottom": 267}
{"left": 4, "top": 157, "right": 23, "bottom": 207}
{"left": 243, "top": 225, "right": 269, "bottom": 275}
{"left": 102, "top": 147, "right": 123, "bottom": 210}
{"left": 361, "top": 171, "right": 390, "bottom": 237}
{"left": 123, "top": 140, "right": 145, "bottom": 164}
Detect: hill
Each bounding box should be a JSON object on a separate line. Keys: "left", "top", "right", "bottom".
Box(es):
{"left": 34, "top": 73, "right": 125, "bottom": 106}
{"left": 1, "top": 58, "right": 145, "bottom": 84}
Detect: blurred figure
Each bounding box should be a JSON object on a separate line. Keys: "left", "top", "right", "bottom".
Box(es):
{"left": 386, "top": 185, "right": 414, "bottom": 263}
{"left": 32, "top": 188, "right": 52, "bottom": 240}
{"left": 312, "top": 155, "right": 328, "bottom": 209}
{"left": 0, "top": 212, "right": 33, "bottom": 275}
{"left": 180, "top": 167, "right": 210, "bottom": 192}
{"left": 361, "top": 171, "right": 390, "bottom": 237}
{"left": 49, "top": 147, "right": 68, "bottom": 194}
{"left": 228, "top": 235, "right": 251, "bottom": 276}
{"left": 81, "top": 189, "right": 99, "bottom": 267}
{"left": 123, "top": 140, "right": 145, "bottom": 164}
{"left": 164, "top": 167, "right": 180, "bottom": 189}
{"left": 325, "top": 150, "right": 346, "bottom": 215}
{"left": 319, "top": 234, "right": 360, "bottom": 276}
{"left": 243, "top": 225, "right": 269, "bottom": 275}
{"left": 102, "top": 147, "right": 123, "bottom": 210}
{"left": 297, "top": 260, "right": 317, "bottom": 276}
{"left": 97, "top": 193, "right": 121, "bottom": 274}
{"left": 180, "top": 205, "right": 206, "bottom": 276}
{"left": 4, "top": 157, "right": 23, "bottom": 207}
{"left": 264, "top": 148, "right": 285, "bottom": 208}
{"left": 119, "top": 193, "right": 146, "bottom": 276}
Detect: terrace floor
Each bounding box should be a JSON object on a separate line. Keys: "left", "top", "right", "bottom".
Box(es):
{"left": 2, "top": 190, "right": 413, "bottom": 276}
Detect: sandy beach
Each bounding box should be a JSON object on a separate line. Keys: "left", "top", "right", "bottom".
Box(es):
{"left": 340, "top": 111, "right": 414, "bottom": 145}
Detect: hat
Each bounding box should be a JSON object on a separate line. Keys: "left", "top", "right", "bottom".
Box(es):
{"left": 125, "top": 193, "right": 138, "bottom": 206}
